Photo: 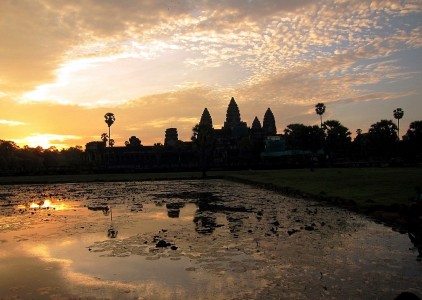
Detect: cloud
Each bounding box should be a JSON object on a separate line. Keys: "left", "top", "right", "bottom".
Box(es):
{"left": 200, "top": 0, "right": 314, "bottom": 19}
{"left": 144, "top": 117, "right": 199, "bottom": 129}
{"left": 1, "top": 0, "right": 421, "bottom": 147}
{"left": 0, "top": 0, "right": 193, "bottom": 95}
{"left": 0, "top": 120, "right": 26, "bottom": 126}
{"left": 3, "top": 0, "right": 419, "bottom": 100}
{"left": 0, "top": 1, "right": 76, "bottom": 93}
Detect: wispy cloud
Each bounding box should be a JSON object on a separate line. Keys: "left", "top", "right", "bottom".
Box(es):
{"left": 145, "top": 117, "right": 199, "bottom": 129}
{"left": 2, "top": 0, "right": 419, "bottom": 107}
{"left": 0, "top": 119, "right": 26, "bottom": 126}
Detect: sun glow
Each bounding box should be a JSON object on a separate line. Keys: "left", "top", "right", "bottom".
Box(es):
{"left": 25, "top": 135, "right": 54, "bottom": 149}
{"left": 14, "top": 133, "right": 81, "bottom": 149}
{"left": 19, "top": 199, "right": 71, "bottom": 211}
{"left": 28, "top": 199, "right": 53, "bottom": 209}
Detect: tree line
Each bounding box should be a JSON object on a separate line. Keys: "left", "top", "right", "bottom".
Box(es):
{"left": 0, "top": 142, "right": 84, "bottom": 175}
{"left": 306, "top": 104, "right": 421, "bottom": 164}
{"left": 192, "top": 103, "right": 422, "bottom": 168}
{"left": 1, "top": 105, "right": 421, "bottom": 175}
{"left": 281, "top": 119, "right": 421, "bottom": 164}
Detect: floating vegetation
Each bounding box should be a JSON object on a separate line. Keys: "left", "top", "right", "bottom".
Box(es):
{"left": 0, "top": 180, "right": 421, "bottom": 299}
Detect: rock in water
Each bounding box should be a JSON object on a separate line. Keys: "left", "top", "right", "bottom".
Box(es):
{"left": 156, "top": 240, "right": 171, "bottom": 248}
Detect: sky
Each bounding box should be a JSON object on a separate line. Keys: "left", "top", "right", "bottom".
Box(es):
{"left": 0, "top": 0, "right": 421, "bottom": 149}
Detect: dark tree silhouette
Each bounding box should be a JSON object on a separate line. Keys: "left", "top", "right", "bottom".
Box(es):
{"left": 367, "top": 120, "right": 398, "bottom": 159}
{"left": 315, "top": 103, "right": 326, "bottom": 128}
{"left": 403, "top": 120, "right": 422, "bottom": 161}
{"left": 0, "top": 140, "right": 19, "bottom": 157}
{"left": 104, "top": 113, "right": 115, "bottom": 147}
{"left": 0, "top": 140, "right": 19, "bottom": 172}
{"left": 125, "top": 136, "right": 142, "bottom": 149}
{"left": 60, "top": 146, "right": 84, "bottom": 168}
{"left": 393, "top": 108, "right": 404, "bottom": 140}
{"left": 0, "top": 141, "right": 84, "bottom": 175}
{"left": 323, "top": 120, "right": 352, "bottom": 162}
{"left": 284, "top": 123, "right": 325, "bottom": 169}
{"left": 284, "top": 124, "right": 324, "bottom": 153}
{"left": 405, "top": 121, "right": 422, "bottom": 142}
{"left": 352, "top": 129, "right": 368, "bottom": 161}
{"left": 101, "top": 133, "right": 108, "bottom": 144}
{"left": 43, "top": 146, "right": 59, "bottom": 169}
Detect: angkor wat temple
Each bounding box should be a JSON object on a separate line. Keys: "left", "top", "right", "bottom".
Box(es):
{"left": 85, "top": 97, "right": 288, "bottom": 171}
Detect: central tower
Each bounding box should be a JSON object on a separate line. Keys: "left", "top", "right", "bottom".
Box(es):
{"left": 262, "top": 108, "right": 277, "bottom": 136}
{"left": 223, "top": 97, "right": 241, "bottom": 129}
{"left": 222, "top": 97, "right": 248, "bottom": 139}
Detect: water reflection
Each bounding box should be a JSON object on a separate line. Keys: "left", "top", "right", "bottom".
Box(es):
{"left": 0, "top": 180, "right": 421, "bottom": 299}
{"left": 16, "top": 199, "right": 74, "bottom": 211}
{"left": 165, "top": 203, "right": 184, "bottom": 218}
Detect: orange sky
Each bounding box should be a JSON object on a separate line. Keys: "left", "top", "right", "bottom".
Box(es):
{"left": 1, "top": 0, "right": 421, "bottom": 149}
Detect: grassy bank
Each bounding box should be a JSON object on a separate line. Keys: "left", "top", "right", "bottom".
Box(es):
{"left": 216, "top": 168, "right": 422, "bottom": 212}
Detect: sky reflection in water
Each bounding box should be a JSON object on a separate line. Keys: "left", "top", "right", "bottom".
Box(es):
{"left": 0, "top": 180, "right": 421, "bottom": 299}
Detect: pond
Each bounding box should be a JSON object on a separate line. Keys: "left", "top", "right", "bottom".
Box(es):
{"left": 0, "top": 180, "right": 421, "bottom": 299}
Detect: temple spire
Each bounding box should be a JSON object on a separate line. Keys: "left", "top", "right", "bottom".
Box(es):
{"left": 262, "top": 108, "right": 277, "bottom": 136}
{"left": 224, "top": 97, "right": 241, "bottom": 128}
{"left": 199, "top": 108, "right": 213, "bottom": 128}
{"left": 251, "top": 116, "right": 262, "bottom": 130}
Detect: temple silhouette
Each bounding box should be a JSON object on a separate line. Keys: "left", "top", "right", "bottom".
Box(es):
{"left": 1, "top": 98, "right": 417, "bottom": 176}
{"left": 85, "top": 97, "right": 293, "bottom": 171}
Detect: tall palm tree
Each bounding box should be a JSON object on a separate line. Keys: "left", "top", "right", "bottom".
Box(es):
{"left": 393, "top": 108, "right": 404, "bottom": 140}
{"left": 315, "top": 103, "right": 326, "bottom": 128}
{"left": 101, "top": 133, "right": 108, "bottom": 144}
{"left": 104, "top": 113, "right": 115, "bottom": 147}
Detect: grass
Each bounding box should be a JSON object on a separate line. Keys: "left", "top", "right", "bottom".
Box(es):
{"left": 1, "top": 168, "right": 421, "bottom": 212}
{"left": 214, "top": 168, "right": 422, "bottom": 210}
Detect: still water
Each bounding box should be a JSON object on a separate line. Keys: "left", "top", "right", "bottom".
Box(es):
{"left": 0, "top": 180, "right": 420, "bottom": 299}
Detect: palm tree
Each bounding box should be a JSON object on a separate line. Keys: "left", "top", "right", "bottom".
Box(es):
{"left": 393, "top": 108, "right": 404, "bottom": 140}
{"left": 101, "top": 133, "right": 108, "bottom": 144}
{"left": 322, "top": 120, "right": 352, "bottom": 163}
{"left": 104, "top": 113, "right": 115, "bottom": 147}
{"left": 315, "top": 103, "right": 326, "bottom": 128}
